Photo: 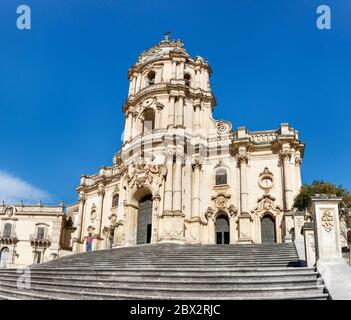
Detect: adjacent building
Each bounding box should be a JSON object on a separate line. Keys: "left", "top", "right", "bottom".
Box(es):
{"left": 0, "top": 203, "right": 64, "bottom": 268}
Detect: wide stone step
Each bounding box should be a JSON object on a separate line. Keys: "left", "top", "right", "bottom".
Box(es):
{"left": 52, "top": 255, "right": 298, "bottom": 262}
{"left": 0, "top": 271, "right": 319, "bottom": 281}
{"left": 44, "top": 262, "right": 300, "bottom": 269}
{"left": 53, "top": 252, "right": 298, "bottom": 260}
{"left": 0, "top": 279, "right": 326, "bottom": 300}
{"left": 27, "top": 266, "right": 312, "bottom": 273}
{"left": 0, "top": 243, "right": 325, "bottom": 300}
{"left": 0, "top": 275, "right": 323, "bottom": 290}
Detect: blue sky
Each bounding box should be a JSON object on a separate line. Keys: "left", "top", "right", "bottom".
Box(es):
{"left": 0, "top": 0, "right": 350, "bottom": 205}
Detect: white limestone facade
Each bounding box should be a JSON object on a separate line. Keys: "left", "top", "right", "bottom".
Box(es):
{"left": 0, "top": 204, "right": 64, "bottom": 268}
{"left": 71, "top": 36, "right": 305, "bottom": 253}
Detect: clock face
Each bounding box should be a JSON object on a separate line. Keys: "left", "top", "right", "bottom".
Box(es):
{"left": 260, "top": 177, "right": 273, "bottom": 189}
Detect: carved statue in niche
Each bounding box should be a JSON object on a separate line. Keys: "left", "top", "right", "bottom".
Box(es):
{"left": 90, "top": 204, "right": 97, "bottom": 222}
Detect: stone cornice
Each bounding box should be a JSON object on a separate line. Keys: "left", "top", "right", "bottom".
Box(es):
{"left": 123, "top": 82, "right": 216, "bottom": 113}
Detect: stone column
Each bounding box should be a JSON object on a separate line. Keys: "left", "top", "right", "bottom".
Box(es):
{"left": 192, "top": 160, "right": 202, "bottom": 218}
{"left": 295, "top": 151, "right": 302, "bottom": 191}
{"left": 135, "top": 74, "right": 141, "bottom": 92}
{"left": 173, "top": 155, "right": 183, "bottom": 214}
{"left": 164, "top": 154, "right": 173, "bottom": 213}
{"left": 177, "top": 96, "right": 184, "bottom": 127}
{"left": 184, "top": 161, "right": 192, "bottom": 219}
{"left": 301, "top": 222, "right": 316, "bottom": 267}
{"left": 202, "top": 69, "right": 207, "bottom": 90}
{"left": 125, "top": 111, "right": 133, "bottom": 142}
{"left": 172, "top": 61, "right": 177, "bottom": 79}
{"left": 77, "top": 191, "right": 86, "bottom": 242}
{"left": 237, "top": 148, "right": 252, "bottom": 243}
{"left": 203, "top": 69, "right": 210, "bottom": 91}
{"left": 131, "top": 76, "right": 137, "bottom": 94}
{"left": 195, "top": 69, "right": 201, "bottom": 88}
{"left": 133, "top": 112, "right": 141, "bottom": 137}
{"left": 238, "top": 150, "right": 249, "bottom": 214}
{"left": 281, "top": 148, "right": 293, "bottom": 211}
{"left": 152, "top": 194, "right": 161, "bottom": 243}
{"left": 168, "top": 96, "right": 175, "bottom": 128}
{"left": 97, "top": 183, "right": 105, "bottom": 240}
{"left": 179, "top": 61, "right": 184, "bottom": 79}
{"left": 194, "top": 104, "right": 201, "bottom": 135}
{"left": 312, "top": 195, "right": 343, "bottom": 262}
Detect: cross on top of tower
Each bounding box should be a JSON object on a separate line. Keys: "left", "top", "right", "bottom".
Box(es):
{"left": 164, "top": 31, "right": 172, "bottom": 41}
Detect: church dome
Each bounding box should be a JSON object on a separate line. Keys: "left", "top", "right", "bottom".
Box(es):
{"left": 136, "top": 34, "right": 189, "bottom": 66}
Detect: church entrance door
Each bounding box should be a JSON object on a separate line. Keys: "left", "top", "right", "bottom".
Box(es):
{"left": 261, "top": 215, "right": 276, "bottom": 243}
{"left": 137, "top": 195, "right": 153, "bottom": 245}
{"left": 215, "top": 214, "right": 230, "bottom": 244}
{"left": 0, "top": 247, "right": 10, "bottom": 268}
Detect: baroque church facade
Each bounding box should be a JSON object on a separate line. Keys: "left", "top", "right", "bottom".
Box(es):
{"left": 70, "top": 36, "right": 305, "bottom": 253}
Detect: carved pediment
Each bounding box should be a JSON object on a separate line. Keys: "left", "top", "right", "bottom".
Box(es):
{"left": 211, "top": 193, "right": 231, "bottom": 210}
{"left": 127, "top": 163, "right": 167, "bottom": 190}
{"left": 251, "top": 194, "right": 283, "bottom": 217}
{"left": 207, "top": 193, "right": 238, "bottom": 220}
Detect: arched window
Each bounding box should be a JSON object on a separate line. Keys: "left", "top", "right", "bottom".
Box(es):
{"left": 143, "top": 109, "right": 155, "bottom": 133}
{"left": 37, "top": 227, "right": 45, "bottom": 241}
{"left": 215, "top": 169, "right": 227, "bottom": 185}
{"left": 112, "top": 194, "right": 119, "bottom": 208}
{"left": 3, "top": 223, "right": 12, "bottom": 238}
{"left": 184, "top": 73, "right": 191, "bottom": 86}
{"left": 147, "top": 71, "right": 155, "bottom": 86}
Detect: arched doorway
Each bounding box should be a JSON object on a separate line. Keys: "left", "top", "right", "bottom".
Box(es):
{"left": 137, "top": 195, "right": 153, "bottom": 245}
{"left": 261, "top": 214, "right": 276, "bottom": 243}
{"left": 0, "top": 247, "right": 10, "bottom": 268}
{"left": 215, "top": 214, "right": 230, "bottom": 244}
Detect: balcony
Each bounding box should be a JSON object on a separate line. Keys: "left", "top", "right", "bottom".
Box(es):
{"left": 0, "top": 233, "right": 18, "bottom": 245}
{"left": 30, "top": 234, "right": 52, "bottom": 248}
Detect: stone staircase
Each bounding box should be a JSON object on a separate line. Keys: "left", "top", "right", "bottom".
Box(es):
{"left": 0, "top": 243, "right": 329, "bottom": 300}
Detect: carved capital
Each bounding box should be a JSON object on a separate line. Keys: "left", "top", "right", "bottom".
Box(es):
{"left": 236, "top": 146, "right": 249, "bottom": 165}
{"left": 79, "top": 191, "right": 86, "bottom": 202}
{"left": 192, "top": 159, "right": 202, "bottom": 170}
{"left": 295, "top": 151, "right": 302, "bottom": 167}
{"left": 280, "top": 149, "right": 292, "bottom": 161}
{"left": 97, "top": 184, "right": 105, "bottom": 197}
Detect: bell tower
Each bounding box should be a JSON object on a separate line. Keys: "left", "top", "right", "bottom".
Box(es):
{"left": 122, "top": 34, "right": 216, "bottom": 144}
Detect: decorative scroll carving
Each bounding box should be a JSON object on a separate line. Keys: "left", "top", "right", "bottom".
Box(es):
{"left": 206, "top": 193, "right": 238, "bottom": 220}
{"left": 251, "top": 194, "right": 283, "bottom": 217}
{"left": 216, "top": 121, "right": 232, "bottom": 135}
{"left": 127, "top": 163, "right": 167, "bottom": 190}
{"left": 321, "top": 209, "right": 334, "bottom": 232}
{"left": 4, "top": 206, "right": 15, "bottom": 218}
